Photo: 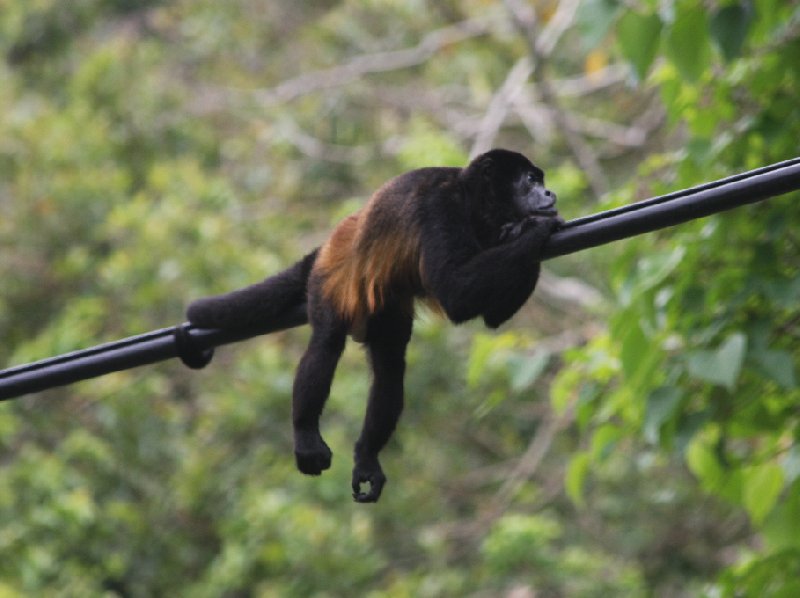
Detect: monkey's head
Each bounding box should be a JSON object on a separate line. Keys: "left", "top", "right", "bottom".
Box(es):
{"left": 464, "top": 149, "right": 558, "bottom": 243}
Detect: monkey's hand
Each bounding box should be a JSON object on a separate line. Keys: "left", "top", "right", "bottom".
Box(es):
{"left": 294, "top": 430, "right": 333, "bottom": 476}
{"left": 352, "top": 457, "right": 386, "bottom": 503}
{"left": 499, "top": 214, "right": 563, "bottom": 243}
{"left": 498, "top": 217, "right": 533, "bottom": 243}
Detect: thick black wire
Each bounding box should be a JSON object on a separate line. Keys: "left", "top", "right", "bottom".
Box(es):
{"left": 564, "top": 156, "right": 800, "bottom": 229}
{"left": 0, "top": 326, "right": 176, "bottom": 379}
{"left": 541, "top": 159, "right": 800, "bottom": 259}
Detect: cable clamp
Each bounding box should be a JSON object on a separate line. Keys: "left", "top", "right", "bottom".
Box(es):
{"left": 174, "top": 325, "right": 214, "bottom": 370}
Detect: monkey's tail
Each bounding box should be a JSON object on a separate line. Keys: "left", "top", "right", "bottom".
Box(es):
{"left": 186, "top": 249, "right": 318, "bottom": 332}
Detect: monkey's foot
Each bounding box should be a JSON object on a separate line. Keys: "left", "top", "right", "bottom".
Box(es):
{"left": 352, "top": 459, "right": 386, "bottom": 503}
{"left": 294, "top": 431, "right": 332, "bottom": 475}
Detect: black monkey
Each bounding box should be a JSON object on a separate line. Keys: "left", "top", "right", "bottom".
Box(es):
{"left": 187, "top": 149, "right": 561, "bottom": 502}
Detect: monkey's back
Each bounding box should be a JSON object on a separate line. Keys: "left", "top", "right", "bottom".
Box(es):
{"left": 314, "top": 167, "right": 457, "bottom": 331}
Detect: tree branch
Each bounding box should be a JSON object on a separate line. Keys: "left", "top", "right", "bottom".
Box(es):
{"left": 503, "top": 0, "right": 609, "bottom": 199}
{"left": 470, "top": 57, "right": 533, "bottom": 158}
{"left": 252, "top": 19, "right": 490, "bottom": 105}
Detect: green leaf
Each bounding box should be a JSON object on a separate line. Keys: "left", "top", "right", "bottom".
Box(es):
{"left": 617, "top": 10, "right": 663, "bottom": 80}
{"left": 590, "top": 424, "right": 621, "bottom": 461}
{"left": 754, "top": 350, "right": 797, "bottom": 389}
{"left": 634, "top": 247, "right": 685, "bottom": 295}
{"left": 578, "top": 0, "right": 621, "bottom": 49}
{"left": 710, "top": 1, "right": 754, "bottom": 62}
{"left": 466, "top": 334, "right": 495, "bottom": 389}
{"left": 763, "top": 482, "right": 800, "bottom": 550}
{"left": 763, "top": 277, "right": 800, "bottom": 308}
{"left": 509, "top": 351, "right": 550, "bottom": 392}
{"left": 644, "top": 387, "right": 683, "bottom": 444}
{"left": 665, "top": 5, "right": 710, "bottom": 81}
{"left": 566, "top": 452, "right": 591, "bottom": 507}
{"left": 782, "top": 447, "right": 800, "bottom": 485}
{"left": 619, "top": 319, "right": 647, "bottom": 381}
{"left": 686, "top": 333, "right": 747, "bottom": 391}
{"left": 686, "top": 434, "right": 724, "bottom": 490}
{"left": 675, "top": 412, "right": 709, "bottom": 453}
{"left": 743, "top": 463, "right": 784, "bottom": 524}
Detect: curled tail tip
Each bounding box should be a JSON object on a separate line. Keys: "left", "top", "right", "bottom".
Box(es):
{"left": 187, "top": 295, "right": 248, "bottom": 330}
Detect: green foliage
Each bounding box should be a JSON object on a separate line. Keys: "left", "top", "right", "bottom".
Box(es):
{"left": 559, "top": 0, "right": 800, "bottom": 591}
{"left": 710, "top": 1, "right": 755, "bottom": 62}
{"left": 664, "top": 4, "right": 711, "bottom": 82}
{"left": 617, "top": 10, "right": 662, "bottom": 81}
{"left": 577, "top": 0, "right": 621, "bottom": 49}
{"left": 685, "top": 333, "right": 747, "bottom": 392}
{"left": 0, "top": 0, "right": 798, "bottom": 594}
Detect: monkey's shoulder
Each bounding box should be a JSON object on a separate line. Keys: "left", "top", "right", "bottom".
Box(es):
{"left": 362, "top": 166, "right": 464, "bottom": 230}
{"left": 371, "top": 167, "right": 461, "bottom": 205}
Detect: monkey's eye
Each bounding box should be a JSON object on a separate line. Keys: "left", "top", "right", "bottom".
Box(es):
{"left": 526, "top": 172, "right": 537, "bottom": 183}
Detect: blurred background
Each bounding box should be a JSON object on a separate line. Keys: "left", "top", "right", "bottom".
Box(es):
{"left": 0, "top": 0, "right": 798, "bottom": 596}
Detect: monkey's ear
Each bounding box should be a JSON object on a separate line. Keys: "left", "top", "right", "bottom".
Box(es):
{"left": 479, "top": 156, "right": 495, "bottom": 182}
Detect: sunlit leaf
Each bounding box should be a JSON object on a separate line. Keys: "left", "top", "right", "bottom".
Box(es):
{"left": 743, "top": 463, "right": 784, "bottom": 524}
{"left": 686, "top": 435, "right": 724, "bottom": 490}
{"left": 466, "top": 334, "right": 496, "bottom": 389}
{"left": 566, "top": 452, "right": 591, "bottom": 506}
{"left": 584, "top": 48, "right": 609, "bottom": 77}
{"left": 619, "top": 318, "right": 648, "bottom": 381}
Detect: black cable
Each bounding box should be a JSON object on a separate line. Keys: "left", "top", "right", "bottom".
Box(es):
{"left": 542, "top": 158, "right": 800, "bottom": 259}
{"left": 0, "top": 326, "right": 176, "bottom": 379}
{"left": 563, "top": 156, "right": 800, "bottom": 230}
{"left": 1, "top": 158, "right": 798, "bottom": 401}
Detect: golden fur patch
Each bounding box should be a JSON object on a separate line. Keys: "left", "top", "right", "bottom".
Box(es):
{"left": 314, "top": 201, "right": 426, "bottom": 329}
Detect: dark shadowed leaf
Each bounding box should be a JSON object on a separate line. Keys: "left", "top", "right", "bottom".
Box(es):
{"left": 754, "top": 350, "right": 797, "bottom": 389}
{"left": 710, "top": 1, "right": 754, "bottom": 61}
{"left": 644, "top": 386, "right": 683, "bottom": 444}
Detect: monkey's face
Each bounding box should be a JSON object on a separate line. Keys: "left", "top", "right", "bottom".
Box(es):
{"left": 511, "top": 168, "right": 558, "bottom": 219}
{"left": 466, "top": 149, "right": 559, "bottom": 243}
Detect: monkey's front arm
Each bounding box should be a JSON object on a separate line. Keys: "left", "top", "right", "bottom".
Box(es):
{"left": 422, "top": 215, "right": 562, "bottom": 327}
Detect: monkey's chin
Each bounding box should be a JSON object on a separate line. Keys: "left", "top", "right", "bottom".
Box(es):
{"left": 530, "top": 209, "right": 558, "bottom": 217}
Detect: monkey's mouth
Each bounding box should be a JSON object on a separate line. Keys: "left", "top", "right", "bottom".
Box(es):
{"left": 529, "top": 199, "right": 557, "bottom": 217}
{"left": 531, "top": 207, "right": 558, "bottom": 217}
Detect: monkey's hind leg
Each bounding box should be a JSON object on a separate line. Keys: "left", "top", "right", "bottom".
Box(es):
{"left": 292, "top": 309, "right": 348, "bottom": 476}
{"left": 352, "top": 306, "right": 413, "bottom": 503}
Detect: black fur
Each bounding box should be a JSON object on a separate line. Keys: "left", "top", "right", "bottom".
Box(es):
{"left": 187, "top": 249, "right": 318, "bottom": 333}
{"left": 186, "top": 149, "right": 560, "bottom": 503}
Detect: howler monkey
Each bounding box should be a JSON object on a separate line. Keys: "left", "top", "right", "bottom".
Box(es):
{"left": 187, "top": 149, "right": 561, "bottom": 502}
